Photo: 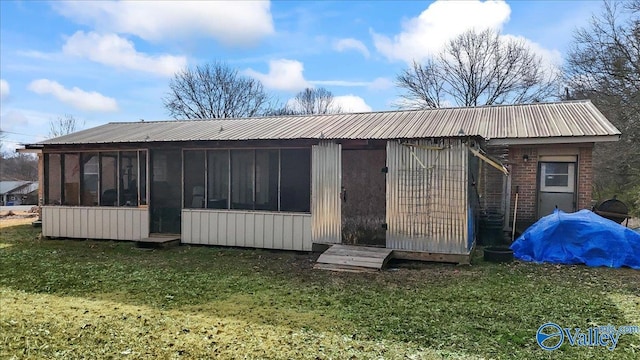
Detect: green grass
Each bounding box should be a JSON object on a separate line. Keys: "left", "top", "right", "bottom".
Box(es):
{"left": 0, "top": 221, "right": 638, "bottom": 359}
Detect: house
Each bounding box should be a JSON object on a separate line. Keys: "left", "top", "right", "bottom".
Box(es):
{"left": 0, "top": 181, "right": 38, "bottom": 206}
{"left": 21, "top": 100, "right": 620, "bottom": 263}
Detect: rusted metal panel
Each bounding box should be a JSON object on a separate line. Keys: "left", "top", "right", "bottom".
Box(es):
{"left": 181, "top": 209, "right": 312, "bottom": 251}
{"left": 386, "top": 139, "right": 470, "bottom": 254}
{"left": 311, "top": 141, "right": 342, "bottom": 244}
{"left": 34, "top": 101, "right": 619, "bottom": 146}
{"left": 42, "top": 206, "right": 149, "bottom": 240}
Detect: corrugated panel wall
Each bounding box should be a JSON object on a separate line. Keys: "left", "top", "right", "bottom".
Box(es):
{"left": 182, "top": 210, "right": 312, "bottom": 251}
{"left": 386, "top": 139, "right": 470, "bottom": 254}
{"left": 311, "top": 141, "right": 342, "bottom": 244}
{"left": 42, "top": 206, "right": 149, "bottom": 240}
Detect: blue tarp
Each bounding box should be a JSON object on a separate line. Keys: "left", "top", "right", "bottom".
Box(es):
{"left": 511, "top": 209, "right": 640, "bottom": 269}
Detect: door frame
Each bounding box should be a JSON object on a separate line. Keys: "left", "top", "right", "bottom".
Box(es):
{"left": 536, "top": 155, "right": 578, "bottom": 218}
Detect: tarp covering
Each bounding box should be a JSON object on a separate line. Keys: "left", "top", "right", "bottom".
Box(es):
{"left": 511, "top": 209, "right": 640, "bottom": 269}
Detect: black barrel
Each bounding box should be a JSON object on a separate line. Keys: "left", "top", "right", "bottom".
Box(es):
{"left": 479, "top": 210, "right": 504, "bottom": 246}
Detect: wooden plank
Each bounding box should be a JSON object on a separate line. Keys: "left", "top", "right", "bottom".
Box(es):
{"left": 323, "top": 247, "right": 392, "bottom": 258}
{"left": 314, "top": 263, "right": 378, "bottom": 273}
{"left": 316, "top": 255, "right": 385, "bottom": 268}
{"left": 329, "top": 244, "right": 393, "bottom": 255}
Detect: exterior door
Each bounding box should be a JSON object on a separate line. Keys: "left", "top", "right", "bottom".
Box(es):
{"left": 150, "top": 149, "right": 182, "bottom": 234}
{"left": 538, "top": 160, "right": 576, "bottom": 217}
{"left": 311, "top": 141, "right": 342, "bottom": 244}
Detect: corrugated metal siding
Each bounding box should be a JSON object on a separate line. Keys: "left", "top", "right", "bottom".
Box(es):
{"left": 311, "top": 141, "right": 342, "bottom": 243}
{"left": 36, "top": 101, "right": 619, "bottom": 146}
{"left": 181, "top": 210, "right": 312, "bottom": 251}
{"left": 42, "top": 206, "right": 149, "bottom": 240}
{"left": 386, "top": 139, "right": 470, "bottom": 254}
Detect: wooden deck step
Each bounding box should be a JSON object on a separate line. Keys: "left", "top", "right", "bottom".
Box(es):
{"left": 315, "top": 244, "right": 393, "bottom": 272}
{"left": 136, "top": 235, "right": 180, "bottom": 249}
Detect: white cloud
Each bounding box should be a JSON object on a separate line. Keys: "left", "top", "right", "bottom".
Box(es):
{"left": 372, "top": 0, "right": 511, "bottom": 63}
{"left": 368, "top": 77, "right": 394, "bottom": 91}
{"left": 54, "top": 1, "right": 274, "bottom": 46}
{"left": 501, "top": 34, "right": 563, "bottom": 69}
{"left": 0, "top": 79, "right": 9, "bottom": 100}
{"left": 28, "top": 79, "right": 118, "bottom": 112}
{"left": 334, "top": 38, "right": 370, "bottom": 58}
{"left": 310, "top": 80, "right": 371, "bottom": 87}
{"left": 63, "top": 31, "right": 186, "bottom": 77}
{"left": 333, "top": 95, "right": 372, "bottom": 113}
{"left": 245, "top": 59, "right": 310, "bottom": 92}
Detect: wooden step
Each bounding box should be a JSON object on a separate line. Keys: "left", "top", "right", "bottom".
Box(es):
{"left": 136, "top": 236, "right": 180, "bottom": 249}
{"left": 315, "top": 244, "right": 393, "bottom": 272}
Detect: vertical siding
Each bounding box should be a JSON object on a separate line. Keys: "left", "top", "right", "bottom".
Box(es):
{"left": 311, "top": 141, "right": 342, "bottom": 243}
{"left": 181, "top": 210, "right": 312, "bottom": 251}
{"left": 42, "top": 206, "right": 149, "bottom": 240}
{"left": 386, "top": 139, "right": 470, "bottom": 254}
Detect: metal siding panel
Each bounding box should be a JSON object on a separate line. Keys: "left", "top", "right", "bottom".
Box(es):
{"left": 132, "top": 209, "right": 141, "bottom": 240}
{"left": 229, "top": 212, "right": 237, "bottom": 246}
{"left": 117, "top": 210, "right": 126, "bottom": 240}
{"left": 80, "top": 208, "right": 88, "bottom": 238}
{"left": 386, "top": 140, "right": 470, "bottom": 254}
{"left": 273, "top": 215, "right": 284, "bottom": 249}
{"left": 218, "top": 212, "right": 227, "bottom": 246}
{"left": 200, "top": 211, "right": 209, "bottom": 245}
{"left": 283, "top": 215, "right": 293, "bottom": 250}
{"left": 264, "top": 213, "right": 274, "bottom": 248}
{"left": 293, "top": 215, "right": 303, "bottom": 251}
{"left": 246, "top": 213, "right": 255, "bottom": 248}
{"left": 182, "top": 210, "right": 192, "bottom": 243}
{"left": 140, "top": 209, "right": 149, "bottom": 239}
{"left": 302, "top": 215, "right": 312, "bottom": 251}
{"left": 311, "top": 141, "right": 342, "bottom": 244}
{"left": 255, "top": 213, "right": 265, "bottom": 249}
{"left": 125, "top": 209, "right": 134, "bottom": 240}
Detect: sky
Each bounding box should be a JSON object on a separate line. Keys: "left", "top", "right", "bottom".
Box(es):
{"left": 0, "top": 0, "right": 604, "bottom": 152}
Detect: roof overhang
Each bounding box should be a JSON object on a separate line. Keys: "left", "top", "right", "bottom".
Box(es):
{"left": 486, "top": 135, "right": 620, "bottom": 146}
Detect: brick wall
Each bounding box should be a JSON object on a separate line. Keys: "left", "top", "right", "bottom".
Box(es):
{"left": 479, "top": 143, "right": 595, "bottom": 225}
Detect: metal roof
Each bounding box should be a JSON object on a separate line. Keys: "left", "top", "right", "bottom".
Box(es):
{"left": 0, "top": 181, "right": 36, "bottom": 195}
{"left": 32, "top": 100, "right": 620, "bottom": 147}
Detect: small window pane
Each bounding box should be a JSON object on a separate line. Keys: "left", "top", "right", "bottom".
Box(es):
{"left": 100, "top": 153, "right": 118, "bottom": 206}
{"left": 184, "top": 151, "right": 206, "bottom": 208}
{"left": 139, "top": 151, "right": 147, "bottom": 205}
{"left": 545, "top": 163, "right": 569, "bottom": 174}
{"left": 231, "top": 150, "right": 254, "bottom": 210}
{"left": 207, "top": 150, "right": 229, "bottom": 209}
{"left": 120, "top": 152, "right": 138, "bottom": 206}
{"left": 280, "top": 149, "right": 311, "bottom": 212}
{"left": 255, "top": 150, "right": 279, "bottom": 211}
{"left": 545, "top": 175, "right": 569, "bottom": 187}
{"left": 63, "top": 154, "right": 80, "bottom": 205}
{"left": 81, "top": 153, "right": 99, "bottom": 206}
{"left": 45, "top": 154, "right": 62, "bottom": 205}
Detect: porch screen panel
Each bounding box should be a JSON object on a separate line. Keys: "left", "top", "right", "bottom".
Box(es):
{"left": 63, "top": 154, "right": 80, "bottom": 206}
{"left": 120, "top": 152, "right": 139, "bottom": 206}
{"left": 139, "top": 151, "right": 147, "bottom": 205}
{"left": 207, "top": 150, "right": 229, "bottom": 209}
{"left": 281, "top": 149, "right": 311, "bottom": 212}
{"left": 231, "top": 150, "right": 254, "bottom": 210}
{"left": 45, "top": 154, "right": 62, "bottom": 205}
{"left": 184, "top": 150, "right": 206, "bottom": 208}
{"left": 81, "top": 153, "right": 99, "bottom": 206}
{"left": 100, "top": 153, "right": 118, "bottom": 206}
{"left": 255, "top": 150, "right": 278, "bottom": 211}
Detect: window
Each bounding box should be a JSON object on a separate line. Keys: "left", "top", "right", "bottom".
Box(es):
{"left": 81, "top": 153, "right": 99, "bottom": 206}
{"left": 120, "top": 152, "right": 138, "bottom": 206}
{"left": 207, "top": 150, "right": 229, "bottom": 209}
{"left": 255, "top": 150, "right": 279, "bottom": 211}
{"left": 280, "top": 149, "right": 311, "bottom": 212}
{"left": 183, "top": 148, "right": 311, "bottom": 213}
{"left": 540, "top": 162, "right": 575, "bottom": 192}
{"left": 184, "top": 150, "right": 206, "bottom": 208}
{"left": 45, "top": 154, "right": 62, "bottom": 205}
{"left": 63, "top": 154, "right": 80, "bottom": 205}
{"left": 231, "top": 150, "right": 254, "bottom": 210}
{"left": 100, "top": 153, "right": 118, "bottom": 206}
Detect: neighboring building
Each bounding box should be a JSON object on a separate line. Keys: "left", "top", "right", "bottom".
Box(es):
{"left": 0, "top": 181, "right": 38, "bottom": 206}
{"left": 20, "top": 100, "right": 620, "bottom": 262}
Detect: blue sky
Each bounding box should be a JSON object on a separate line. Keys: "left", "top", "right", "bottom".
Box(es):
{"left": 0, "top": 0, "right": 603, "bottom": 151}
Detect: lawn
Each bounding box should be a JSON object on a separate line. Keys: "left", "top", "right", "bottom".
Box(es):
{"left": 0, "top": 219, "right": 638, "bottom": 359}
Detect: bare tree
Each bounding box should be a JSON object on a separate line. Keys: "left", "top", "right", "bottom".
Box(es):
{"left": 396, "top": 28, "right": 560, "bottom": 109}
{"left": 49, "top": 114, "right": 83, "bottom": 138}
{"left": 164, "top": 62, "right": 270, "bottom": 119}
{"left": 565, "top": 0, "right": 640, "bottom": 213}
{"left": 289, "top": 88, "right": 342, "bottom": 115}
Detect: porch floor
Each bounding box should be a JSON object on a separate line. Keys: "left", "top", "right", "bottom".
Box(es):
{"left": 136, "top": 235, "right": 181, "bottom": 249}
{"left": 314, "top": 244, "right": 394, "bottom": 272}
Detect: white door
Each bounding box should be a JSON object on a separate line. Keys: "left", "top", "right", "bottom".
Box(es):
{"left": 538, "top": 161, "right": 576, "bottom": 217}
